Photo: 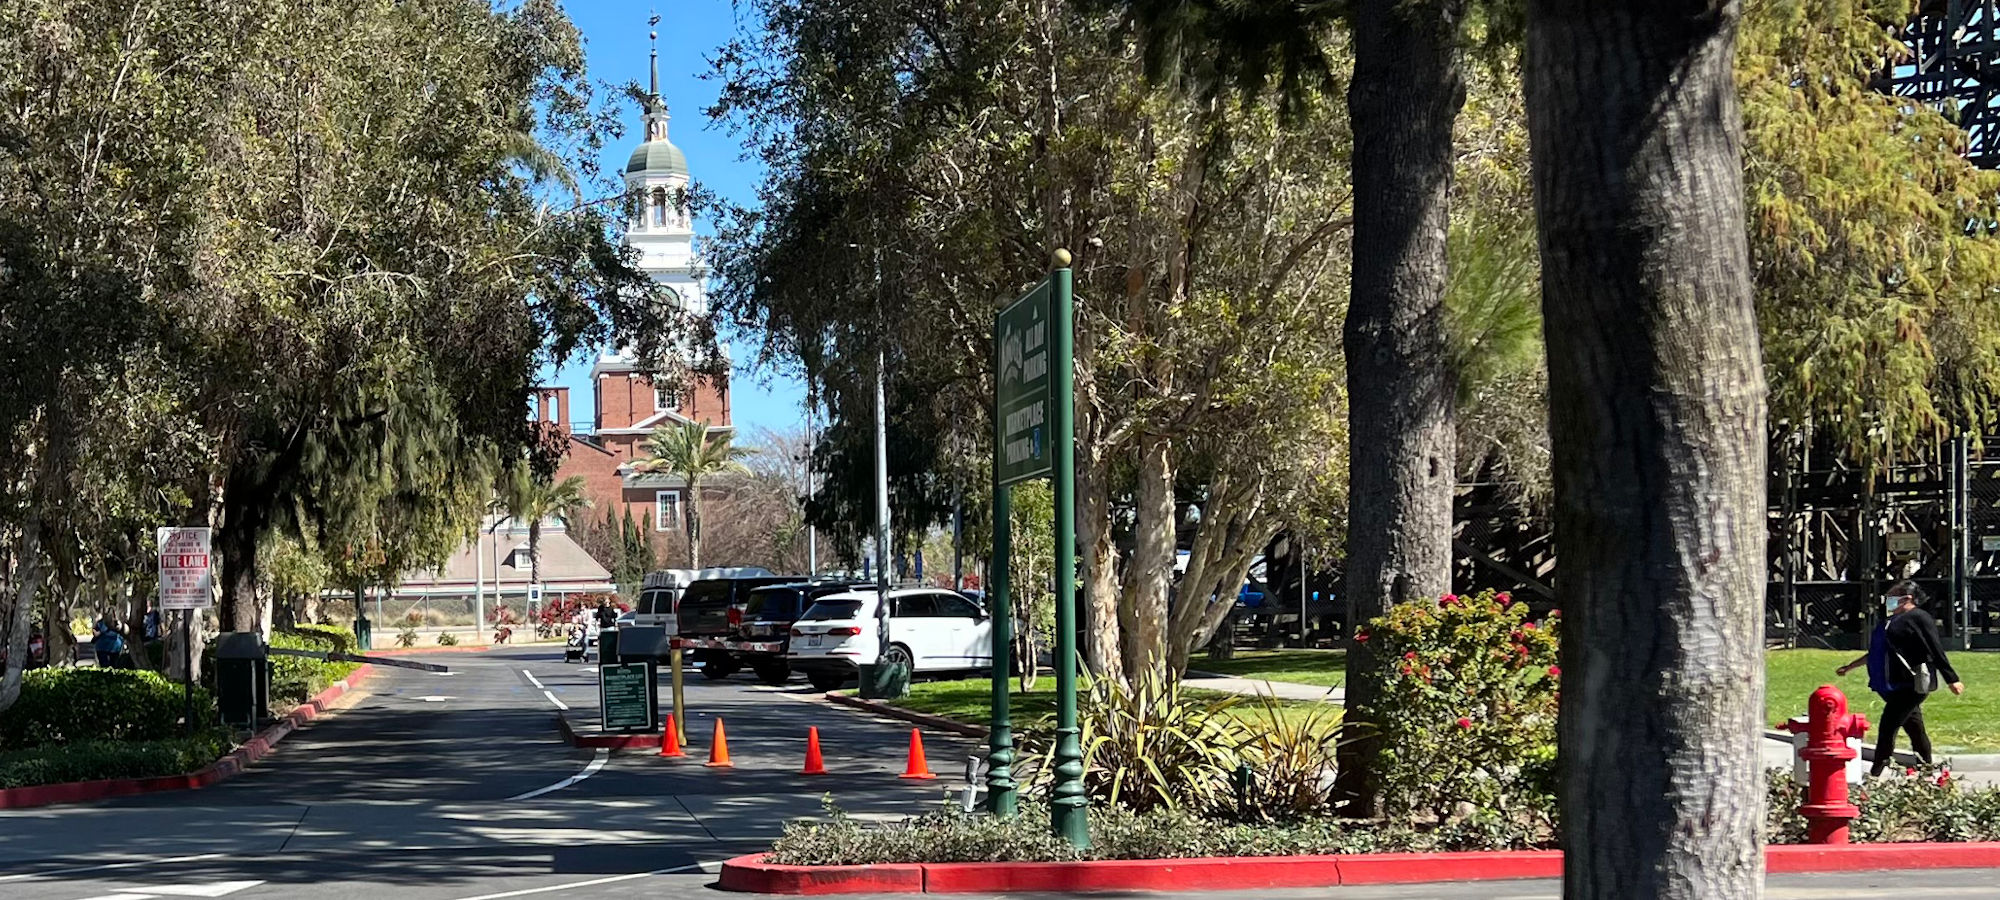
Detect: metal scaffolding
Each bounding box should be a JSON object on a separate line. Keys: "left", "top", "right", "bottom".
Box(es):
{"left": 1883, "top": 1, "right": 2000, "bottom": 168}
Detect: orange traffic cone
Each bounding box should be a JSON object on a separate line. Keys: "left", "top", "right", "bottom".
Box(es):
{"left": 658, "top": 712, "right": 685, "bottom": 758}
{"left": 705, "top": 718, "right": 733, "bottom": 768}
{"left": 801, "top": 726, "right": 827, "bottom": 775}
{"left": 899, "top": 728, "right": 936, "bottom": 780}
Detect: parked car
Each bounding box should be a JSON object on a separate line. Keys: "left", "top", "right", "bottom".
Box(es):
{"left": 788, "top": 587, "right": 994, "bottom": 691}
{"left": 673, "top": 574, "right": 802, "bottom": 678}
{"left": 726, "top": 579, "right": 869, "bottom": 684}
{"left": 627, "top": 567, "right": 777, "bottom": 630}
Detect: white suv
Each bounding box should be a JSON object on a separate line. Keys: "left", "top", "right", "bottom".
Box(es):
{"left": 788, "top": 588, "right": 993, "bottom": 691}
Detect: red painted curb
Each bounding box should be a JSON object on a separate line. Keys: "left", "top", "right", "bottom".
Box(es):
{"left": 1335, "top": 850, "right": 1562, "bottom": 885}
{"left": 554, "top": 713, "right": 664, "bottom": 749}
{"left": 717, "top": 855, "right": 925, "bottom": 895}
{"left": 717, "top": 841, "right": 2000, "bottom": 894}
{"left": 0, "top": 664, "right": 375, "bottom": 810}
{"left": 1767, "top": 841, "right": 2000, "bottom": 873}
{"left": 823, "top": 692, "right": 988, "bottom": 738}
{"left": 372, "top": 645, "right": 495, "bottom": 656}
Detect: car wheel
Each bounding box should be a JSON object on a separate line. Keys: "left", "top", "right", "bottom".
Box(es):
{"left": 698, "top": 652, "right": 738, "bottom": 679}
{"left": 754, "top": 662, "right": 790, "bottom": 685}
{"left": 807, "top": 671, "right": 848, "bottom": 692}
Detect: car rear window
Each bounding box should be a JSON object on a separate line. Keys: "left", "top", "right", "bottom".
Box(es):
{"left": 801, "top": 599, "right": 865, "bottom": 621}
{"left": 678, "top": 581, "right": 732, "bottom": 609}
{"left": 744, "top": 587, "right": 802, "bottom": 620}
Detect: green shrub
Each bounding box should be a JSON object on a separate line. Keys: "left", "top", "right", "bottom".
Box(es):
{"left": 1233, "top": 694, "right": 1345, "bottom": 822}
{"left": 1018, "top": 669, "right": 1247, "bottom": 814}
{"left": 768, "top": 801, "right": 1448, "bottom": 865}
{"left": 1358, "top": 589, "right": 1559, "bottom": 825}
{"left": 436, "top": 632, "right": 458, "bottom": 646}
{"left": 0, "top": 733, "right": 230, "bottom": 789}
{"left": 0, "top": 668, "right": 214, "bottom": 750}
{"left": 268, "top": 631, "right": 360, "bottom": 708}
{"left": 285, "top": 624, "right": 356, "bottom": 655}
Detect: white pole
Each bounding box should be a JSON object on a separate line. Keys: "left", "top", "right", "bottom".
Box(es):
{"left": 475, "top": 527, "right": 486, "bottom": 641}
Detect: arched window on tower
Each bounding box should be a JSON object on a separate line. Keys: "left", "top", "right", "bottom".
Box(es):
{"left": 652, "top": 188, "right": 668, "bottom": 227}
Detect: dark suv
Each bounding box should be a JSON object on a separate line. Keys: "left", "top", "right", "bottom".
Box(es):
{"left": 674, "top": 575, "right": 801, "bottom": 678}
{"left": 728, "top": 580, "right": 868, "bottom": 684}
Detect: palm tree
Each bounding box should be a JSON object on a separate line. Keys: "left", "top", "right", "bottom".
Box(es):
{"left": 640, "top": 421, "right": 750, "bottom": 569}
{"left": 499, "top": 470, "right": 592, "bottom": 589}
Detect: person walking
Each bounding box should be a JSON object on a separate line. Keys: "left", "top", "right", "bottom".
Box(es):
{"left": 90, "top": 617, "right": 129, "bottom": 669}
{"left": 1837, "top": 580, "right": 1966, "bottom": 775}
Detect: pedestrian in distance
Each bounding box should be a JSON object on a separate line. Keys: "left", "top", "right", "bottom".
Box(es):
{"left": 1836, "top": 580, "right": 1966, "bottom": 775}
{"left": 90, "top": 616, "right": 130, "bottom": 669}
{"left": 594, "top": 597, "right": 618, "bottom": 630}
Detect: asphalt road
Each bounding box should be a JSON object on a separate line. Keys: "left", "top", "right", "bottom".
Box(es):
{"left": 0, "top": 647, "right": 1994, "bottom": 900}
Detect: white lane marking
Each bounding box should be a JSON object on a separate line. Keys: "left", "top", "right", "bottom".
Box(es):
{"left": 522, "top": 669, "right": 545, "bottom": 689}
{"left": 0, "top": 854, "right": 225, "bottom": 883}
{"left": 73, "top": 894, "right": 155, "bottom": 900}
{"left": 541, "top": 689, "right": 568, "bottom": 711}
{"left": 417, "top": 696, "right": 454, "bottom": 702}
{"left": 120, "top": 881, "right": 264, "bottom": 897}
{"left": 445, "top": 864, "right": 709, "bottom": 900}
{"left": 503, "top": 749, "right": 608, "bottom": 802}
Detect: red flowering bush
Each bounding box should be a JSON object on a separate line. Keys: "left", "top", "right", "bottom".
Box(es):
{"left": 1357, "top": 589, "right": 1560, "bottom": 825}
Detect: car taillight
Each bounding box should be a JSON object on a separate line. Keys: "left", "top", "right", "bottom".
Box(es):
{"left": 790, "top": 628, "right": 804, "bottom": 637}
{"left": 727, "top": 607, "right": 743, "bottom": 626}
{"left": 828, "top": 626, "right": 861, "bottom": 637}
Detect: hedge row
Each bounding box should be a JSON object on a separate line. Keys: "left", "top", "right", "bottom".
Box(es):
{"left": 0, "top": 733, "right": 230, "bottom": 789}
{"left": 0, "top": 668, "right": 214, "bottom": 751}
{"left": 269, "top": 629, "right": 360, "bottom": 707}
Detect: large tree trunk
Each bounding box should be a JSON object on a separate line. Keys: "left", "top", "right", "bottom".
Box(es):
{"left": 218, "top": 469, "right": 268, "bottom": 637}
{"left": 1335, "top": 0, "right": 1466, "bottom": 814}
{"left": 1526, "top": 2, "right": 1765, "bottom": 897}
{"left": 0, "top": 517, "right": 44, "bottom": 712}
{"left": 1075, "top": 458, "right": 1124, "bottom": 683}
{"left": 1122, "top": 433, "right": 1175, "bottom": 681}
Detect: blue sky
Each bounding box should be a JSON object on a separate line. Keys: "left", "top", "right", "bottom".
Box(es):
{"left": 536, "top": 0, "right": 805, "bottom": 436}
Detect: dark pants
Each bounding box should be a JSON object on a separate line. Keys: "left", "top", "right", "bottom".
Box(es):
{"left": 1872, "top": 688, "right": 1934, "bottom": 774}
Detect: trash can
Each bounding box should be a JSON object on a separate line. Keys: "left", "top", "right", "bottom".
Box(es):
{"left": 858, "top": 661, "right": 910, "bottom": 700}
{"left": 214, "top": 632, "right": 269, "bottom": 727}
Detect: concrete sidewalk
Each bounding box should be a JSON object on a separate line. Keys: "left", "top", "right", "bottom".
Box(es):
{"left": 1184, "top": 670, "right": 1345, "bottom": 702}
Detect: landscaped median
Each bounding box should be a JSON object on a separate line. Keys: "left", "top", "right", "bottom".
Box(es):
{"left": 0, "top": 661, "right": 374, "bottom": 809}
{"left": 719, "top": 842, "right": 2000, "bottom": 894}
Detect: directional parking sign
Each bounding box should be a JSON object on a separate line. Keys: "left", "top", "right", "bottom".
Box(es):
{"left": 158, "top": 527, "right": 213, "bottom": 611}
{"left": 996, "top": 280, "right": 1054, "bottom": 486}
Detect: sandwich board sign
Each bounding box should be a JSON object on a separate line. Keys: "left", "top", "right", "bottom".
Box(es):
{"left": 158, "top": 527, "right": 213, "bottom": 611}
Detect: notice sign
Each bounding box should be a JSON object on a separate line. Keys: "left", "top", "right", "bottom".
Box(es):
{"left": 599, "top": 663, "right": 655, "bottom": 732}
{"left": 996, "top": 280, "right": 1053, "bottom": 486}
{"left": 157, "top": 527, "right": 213, "bottom": 611}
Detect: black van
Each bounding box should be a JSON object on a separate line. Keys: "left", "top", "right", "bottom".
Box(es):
{"left": 728, "top": 580, "right": 868, "bottom": 684}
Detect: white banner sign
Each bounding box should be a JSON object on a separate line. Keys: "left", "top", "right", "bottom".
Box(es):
{"left": 158, "top": 527, "right": 214, "bottom": 611}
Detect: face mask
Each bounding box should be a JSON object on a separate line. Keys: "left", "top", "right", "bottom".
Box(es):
{"left": 1885, "top": 596, "right": 1904, "bottom": 617}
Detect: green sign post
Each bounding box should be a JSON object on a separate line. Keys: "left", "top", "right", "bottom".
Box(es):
{"left": 988, "top": 249, "right": 1085, "bottom": 848}
{"left": 599, "top": 662, "right": 655, "bottom": 733}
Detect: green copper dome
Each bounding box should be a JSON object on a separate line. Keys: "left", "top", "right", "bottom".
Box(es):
{"left": 625, "top": 140, "right": 688, "bottom": 178}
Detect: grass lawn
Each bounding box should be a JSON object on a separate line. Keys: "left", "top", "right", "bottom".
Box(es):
{"left": 1766, "top": 649, "right": 2000, "bottom": 755}
{"left": 1186, "top": 649, "right": 1347, "bottom": 687}
{"left": 889, "top": 677, "right": 1339, "bottom": 732}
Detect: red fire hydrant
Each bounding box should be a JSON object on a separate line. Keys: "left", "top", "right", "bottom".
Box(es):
{"left": 1778, "top": 684, "right": 1869, "bottom": 843}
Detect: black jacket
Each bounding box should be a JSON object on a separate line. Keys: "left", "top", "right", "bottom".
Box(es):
{"left": 1887, "top": 608, "right": 1960, "bottom": 688}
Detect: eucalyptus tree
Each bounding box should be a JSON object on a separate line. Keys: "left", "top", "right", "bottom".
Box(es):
{"left": 709, "top": 0, "right": 1353, "bottom": 684}
{"left": 0, "top": 0, "right": 671, "bottom": 709}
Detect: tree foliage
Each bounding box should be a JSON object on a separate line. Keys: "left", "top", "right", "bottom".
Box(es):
{"left": 0, "top": 0, "right": 674, "bottom": 707}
